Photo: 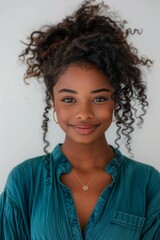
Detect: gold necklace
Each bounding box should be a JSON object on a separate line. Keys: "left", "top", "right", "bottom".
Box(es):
{"left": 72, "top": 151, "right": 111, "bottom": 191}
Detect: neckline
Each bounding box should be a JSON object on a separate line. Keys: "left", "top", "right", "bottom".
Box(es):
{"left": 51, "top": 143, "right": 123, "bottom": 176}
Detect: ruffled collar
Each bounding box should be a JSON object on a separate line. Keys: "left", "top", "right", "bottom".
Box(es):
{"left": 51, "top": 143, "right": 124, "bottom": 178}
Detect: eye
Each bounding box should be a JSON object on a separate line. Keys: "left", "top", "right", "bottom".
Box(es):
{"left": 61, "top": 97, "right": 76, "bottom": 103}
{"left": 92, "top": 96, "right": 108, "bottom": 103}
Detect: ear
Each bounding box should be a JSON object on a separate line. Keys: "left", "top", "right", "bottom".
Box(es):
{"left": 53, "top": 101, "right": 55, "bottom": 110}
{"left": 52, "top": 88, "right": 55, "bottom": 107}
{"left": 52, "top": 94, "right": 55, "bottom": 108}
{"left": 113, "top": 101, "right": 117, "bottom": 110}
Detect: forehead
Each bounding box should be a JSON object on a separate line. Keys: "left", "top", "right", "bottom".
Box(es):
{"left": 54, "top": 65, "right": 113, "bottom": 92}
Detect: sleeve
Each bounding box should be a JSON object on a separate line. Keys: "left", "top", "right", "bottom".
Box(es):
{"left": 140, "top": 167, "right": 160, "bottom": 240}
{"left": 0, "top": 167, "right": 30, "bottom": 240}
{"left": 0, "top": 190, "right": 28, "bottom": 240}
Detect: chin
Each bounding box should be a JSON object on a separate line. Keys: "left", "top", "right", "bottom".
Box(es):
{"left": 66, "top": 133, "right": 106, "bottom": 145}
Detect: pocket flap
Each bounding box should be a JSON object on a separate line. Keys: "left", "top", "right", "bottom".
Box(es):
{"left": 110, "top": 211, "right": 145, "bottom": 229}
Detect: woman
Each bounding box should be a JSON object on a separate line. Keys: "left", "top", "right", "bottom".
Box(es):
{"left": 0, "top": 0, "right": 160, "bottom": 239}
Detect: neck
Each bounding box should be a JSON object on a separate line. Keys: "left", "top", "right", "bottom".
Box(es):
{"left": 61, "top": 136, "right": 113, "bottom": 170}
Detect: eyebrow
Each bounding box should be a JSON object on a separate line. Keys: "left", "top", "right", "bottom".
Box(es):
{"left": 58, "top": 88, "right": 111, "bottom": 94}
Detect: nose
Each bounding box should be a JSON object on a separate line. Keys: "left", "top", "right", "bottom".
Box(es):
{"left": 75, "top": 104, "right": 94, "bottom": 120}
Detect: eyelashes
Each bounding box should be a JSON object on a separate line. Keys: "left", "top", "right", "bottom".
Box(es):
{"left": 61, "top": 97, "right": 76, "bottom": 103}
{"left": 92, "top": 97, "right": 108, "bottom": 103}
{"left": 61, "top": 96, "right": 109, "bottom": 104}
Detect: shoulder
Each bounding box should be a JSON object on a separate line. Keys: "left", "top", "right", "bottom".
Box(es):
{"left": 4, "top": 153, "right": 48, "bottom": 204}
{"left": 114, "top": 147, "right": 160, "bottom": 184}
{"left": 4, "top": 144, "right": 62, "bottom": 201}
{"left": 7, "top": 154, "right": 46, "bottom": 183}
{"left": 122, "top": 154, "right": 160, "bottom": 182}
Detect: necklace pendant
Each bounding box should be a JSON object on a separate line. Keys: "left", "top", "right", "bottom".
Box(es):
{"left": 83, "top": 186, "right": 88, "bottom": 190}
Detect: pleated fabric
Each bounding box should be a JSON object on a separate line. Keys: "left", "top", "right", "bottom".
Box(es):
{"left": 0, "top": 144, "right": 160, "bottom": 240}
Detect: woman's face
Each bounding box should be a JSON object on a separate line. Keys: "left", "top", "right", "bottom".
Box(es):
{"left": 53, "top": 64, "right": 115, "bottom": 144}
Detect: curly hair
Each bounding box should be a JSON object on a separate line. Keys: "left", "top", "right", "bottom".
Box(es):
{"left": 19, "top": 0, "right": 152, "bottom": 183}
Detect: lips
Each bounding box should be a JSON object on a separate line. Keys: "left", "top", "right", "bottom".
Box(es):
{"left": 70, "top": 124, "right": 99, "bottom": 135}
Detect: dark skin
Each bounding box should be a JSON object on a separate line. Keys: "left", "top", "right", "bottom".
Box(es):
{"left": 53, "top": 64, "right": 115, "bottom": 231}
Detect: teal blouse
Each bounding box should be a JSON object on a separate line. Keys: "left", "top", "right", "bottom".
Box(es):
{"left": 0, "top": 144, "right": 160, "bottom": 239}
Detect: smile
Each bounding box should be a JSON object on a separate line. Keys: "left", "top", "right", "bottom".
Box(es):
{"left": 70, "top": 124, "right": 99, "bottom": 135}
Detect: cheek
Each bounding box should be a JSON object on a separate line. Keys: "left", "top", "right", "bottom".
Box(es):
{"left": 56, "top": 108, "right": 70, "bottom": 123}
{"left": 100, "top": 112, "right": 113, "bottom": 122}
{"left": 96, "top": 105, "right": 114, "bottom": 120}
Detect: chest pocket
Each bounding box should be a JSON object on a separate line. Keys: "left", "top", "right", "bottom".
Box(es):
{"left": 109, "top": 210, "right": 145, "bottom": 239}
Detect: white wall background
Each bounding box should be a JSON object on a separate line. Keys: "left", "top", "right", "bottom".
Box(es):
{"left": 0, "top": 0, "right": 160, "bottom": 192}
